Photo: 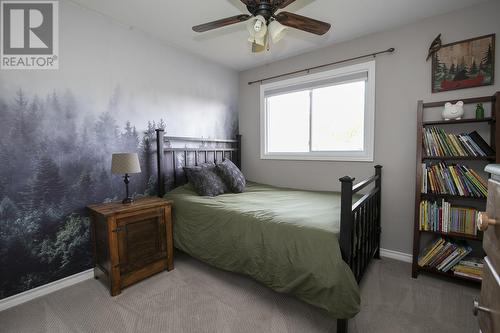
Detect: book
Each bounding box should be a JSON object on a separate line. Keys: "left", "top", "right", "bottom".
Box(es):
{"left": 423, "top": 128, "right": 493, "bottom": 157}
{"left": 424, "top": 240, "right": 450, "bottom": 267}
{"left": 468, "top": 130, "right": 495, "bottom": 156}
{"left": 437, "top": 247, "right": 460, "bottom": 271}
{"left": 453, "top": 271, "right": 482, "bottom": 281}
{"left": 421, "top": 163, "right": 427, "bottom": 193}
{"left": 453, "top": 265, "right": 482, "bottom": 275}
{"left": 419, "top": 200, "right": 479, "bottom": 236}
{"left": 464, "top": 136, "right": 485, "bottom": 156}
{"left": 453, "top": 257, "right": 483, "bottom": 280}
{"left": 441, "top": 246, "right": 472, "bottom": 272}
{"left": 418, "top": 238, "right": 474, "bottom": 273}
{"left": 421, "top": 163, "right": 487, "bottom": 198}
{"left": 418, "top": 238, "right": 445, "bottom": 266}
{"left": 430, "top": 242, "right": 457, "bottom": 267}
{"left": 459, "top": 257, "right": 484, "bottom": 268}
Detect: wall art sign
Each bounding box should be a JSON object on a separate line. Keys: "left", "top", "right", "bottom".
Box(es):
{"left": 432, "top": 34, "right": 495, "bottom": 93}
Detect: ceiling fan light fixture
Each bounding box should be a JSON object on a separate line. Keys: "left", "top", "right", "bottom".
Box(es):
{"left": 192, "top": 1, "right": 332, "bottom": 51}
{"left": 248, "top": 33, "right": 267, "bottom": 47}
{"left": 268, "top": 20, "right": 287, "bottom": 43}
{"left": 247, "top": 15, "right": 267, "bottom": 38}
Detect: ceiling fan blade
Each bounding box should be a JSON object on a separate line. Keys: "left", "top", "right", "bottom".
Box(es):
{"left": 192, "top": 14, "right": 251, "bottom": 33}
{"left": 275, "top": 12, "right": 331, "bottom": 35}
{"left": 239, "top": 0, "right": 257, "bottom": 5}
{"left": 273, "top": 0, "right": 297, "bottom": 9}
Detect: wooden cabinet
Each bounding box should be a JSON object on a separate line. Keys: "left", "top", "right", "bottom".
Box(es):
{"left": 87, "top": 197, "right": 173, "bottom": 296}
{"left": 474, "top": 166, "right": 500, "bottom": 333}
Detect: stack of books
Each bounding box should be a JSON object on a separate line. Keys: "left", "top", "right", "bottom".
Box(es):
{"left": 423, "top": 128, "right": 494, "bottom": 157}
{"left": 419, "top": 199, "right": 479, "bottom": 236}
{"left": 418, "top": 238, "right": 472, "bottom": 272}
{"left": 452, "top": 257, "right": 484, "bottom": 281}
{"left": 421, "top": 163, "right": 487, "bottom": 197}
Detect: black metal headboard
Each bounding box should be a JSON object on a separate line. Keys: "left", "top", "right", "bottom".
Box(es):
{"left": 155, "top": 129, "right": 241, "bottom": 196}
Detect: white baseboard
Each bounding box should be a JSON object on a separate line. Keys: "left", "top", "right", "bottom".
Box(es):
{"left": 0, "top": 269, "right": 94, "bottom": 312}
{"left": 380, "top": 248, "right": 412, "bottom": 263}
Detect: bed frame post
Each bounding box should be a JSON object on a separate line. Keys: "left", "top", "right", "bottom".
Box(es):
{"left": 337, "top": 319, "right": 348, "bottom": 333}
{"left": 155, "top": 129, "right": 165, "bottom": 197}
{"left": 339, "top": 175, "right": 354, "bottom": 262}
{"left": 236, "top": 134, "right": 242, "bottom": 169}
{"left": 374, "top": 165, "right": 382, "bottom": 259}
{"left": 338, "top": 176, "right": 354, "bottom": 333}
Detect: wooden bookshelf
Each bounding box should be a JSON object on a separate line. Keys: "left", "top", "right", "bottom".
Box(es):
{"left": 422, "top": 155, "right": 495, "bottom": 161}
{"left": 422, "top": 117, "right": 494, "bottom": 126}
{"left": 412, "top": 92, "right": 500, "bottom": 285}
{"left": 419, "top": 229, "right": 482, "bottom": 241}
{"left": 418, "top": 266, "right": 482, "bottom": 284}
{"left": 420, "top": 193, "right": 486, "bottom": 201}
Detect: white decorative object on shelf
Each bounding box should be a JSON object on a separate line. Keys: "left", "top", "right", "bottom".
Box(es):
{"left": 442, "top": 101, "right": 464, "bottom": 120}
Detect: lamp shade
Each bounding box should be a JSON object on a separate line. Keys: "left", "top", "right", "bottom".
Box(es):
{"left": 111, "top": 153, "right": 141, "bottom": 174}
{"left": 247, "top": 15, "right": 267, "bottom": 46}
{"left": 268, "top": 20, "right": 286, "bottom": 43}
{"left": 248, "top": 34, "right": 267, "bottom": 47}
{"left": 251, "top": 41, "right": 266, "bottom": 53}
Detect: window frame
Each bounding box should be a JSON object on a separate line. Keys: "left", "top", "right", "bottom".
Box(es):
{"left": 259, "top": 60, "right": 376, "bottom": 162}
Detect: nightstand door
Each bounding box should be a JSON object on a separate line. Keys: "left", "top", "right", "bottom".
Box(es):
{"left": 116, "top": 208, "right": 168, "bottom": 275}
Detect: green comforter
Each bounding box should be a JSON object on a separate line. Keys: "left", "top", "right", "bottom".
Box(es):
{"left": 165, "top": 182, "right": 360, "bottom": 318}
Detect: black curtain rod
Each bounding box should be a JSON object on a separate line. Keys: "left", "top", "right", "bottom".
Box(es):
{"left": 248, "top": 47, "right": 395, "bottom": 85}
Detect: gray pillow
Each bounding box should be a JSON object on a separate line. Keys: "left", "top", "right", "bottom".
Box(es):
{"left": 184, "top": 163, "right": 227, "bottom": 197}
{"left": 217, "top": 159, "right": 246, "bottom": 193}
{"left": 184, "top": 162, "right": 215, "bottom": 180}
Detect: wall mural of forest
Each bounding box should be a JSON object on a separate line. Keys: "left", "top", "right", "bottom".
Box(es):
{"left": 0, "top": 88, "right": 169, "bottom": 299}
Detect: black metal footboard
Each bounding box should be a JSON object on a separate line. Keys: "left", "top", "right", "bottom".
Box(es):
{"left": 339, "top": 165, "right": 382, "bottom": 281}
{"left": 337, "top": 165, "right": 382, "bottom": 333}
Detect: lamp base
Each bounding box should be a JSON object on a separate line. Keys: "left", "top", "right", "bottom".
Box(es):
{"left": 122, "top": 197, "right": 134, "bottom": 204}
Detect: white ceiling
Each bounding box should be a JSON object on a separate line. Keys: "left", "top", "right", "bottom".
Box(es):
{"left": 71, "top": 0, "right": 489, "bottom": 70}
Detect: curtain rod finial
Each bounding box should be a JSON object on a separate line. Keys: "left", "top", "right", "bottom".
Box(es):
{"left": 388, "top": 47, "right": 395, "bottom": 52}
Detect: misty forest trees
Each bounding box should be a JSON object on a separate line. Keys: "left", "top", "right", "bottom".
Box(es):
{"left": 433, "top": 42, "right": 494, "bottom": 90}
{"left": 0, "top": 88, "right": 164, "bottom": 299}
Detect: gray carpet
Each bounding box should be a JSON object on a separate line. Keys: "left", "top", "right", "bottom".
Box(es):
{"left": 0, "top": 253, "right": 479, "bottom": 333}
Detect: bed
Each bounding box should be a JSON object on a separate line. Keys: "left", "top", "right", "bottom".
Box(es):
{"left": 155, "top": 130, "right": 382, "bottom": 333}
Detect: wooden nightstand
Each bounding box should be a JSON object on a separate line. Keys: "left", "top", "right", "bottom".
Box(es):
{"left": 87, "top": 197, "right": 173, "bottom": 296}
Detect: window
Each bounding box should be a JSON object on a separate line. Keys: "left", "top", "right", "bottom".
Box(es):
{"left": 260, "top": 60, "right": 375, "bottom": 161}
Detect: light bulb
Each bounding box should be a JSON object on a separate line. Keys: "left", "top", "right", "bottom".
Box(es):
{"left": 254, "top": 20, "right": 262, "bottom": 32}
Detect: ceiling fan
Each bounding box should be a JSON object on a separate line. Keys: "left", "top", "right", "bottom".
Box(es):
{"left": 192, "top": 0, "right": 331, "bottom": 52}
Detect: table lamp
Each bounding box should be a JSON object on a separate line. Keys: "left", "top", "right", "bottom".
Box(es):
{"left": 111, "top": 153, "right": 141, "bottom": 204}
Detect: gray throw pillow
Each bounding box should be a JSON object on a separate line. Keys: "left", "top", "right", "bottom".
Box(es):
{"left": 217, "top": 159, "right": 246, "bottom": 193}
{"left": 184, "top": 162, "right": 215, "bottom": 181}
{"left": 184, "top": 163, "right": 227, "bottom": 197}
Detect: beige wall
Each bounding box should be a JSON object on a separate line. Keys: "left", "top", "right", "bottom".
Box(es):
{"left": 238, "top": 0, "right": 500, "bottom": 255}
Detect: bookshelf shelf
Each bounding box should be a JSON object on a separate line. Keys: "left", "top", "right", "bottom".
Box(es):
{"left": 420, "top": 193, "right": 486, "bottom": 201}
{"left": 422, "top": 96, "right": 494, "bottom": 108}
{"left": 419, "top": 229, "right": 482, "bottom": 241}
{"left": 422, "top": 155, "right": 495, "bottom": 161}
{"left": 418, "top": 266, "right": 482, "bottom": 284}
{"left": 413, "top": 92, "right": 500, "bottom": 285}
{"left": 422, "top": 117, "right": 494, "bottom": 126}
